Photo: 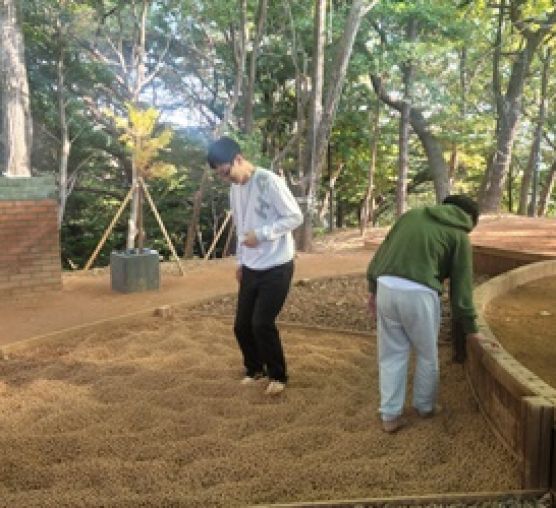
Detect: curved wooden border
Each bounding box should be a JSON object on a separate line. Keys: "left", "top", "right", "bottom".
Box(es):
{"left": 470, "top": 260, "right": 556, "bottom": 489}
{"left": 472, "top": 245, "right": 555, "bottom": 277}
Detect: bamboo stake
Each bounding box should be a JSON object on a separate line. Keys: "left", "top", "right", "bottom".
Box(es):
{"left": 83, "top": 185, "right": 135, "bottom": 271}
{"left": 204, "top": 210, "right": 232, "bottom": 260}
{"left": 139, "top": 178, "right": 185, "bottom": 276}
{"left": 222, "top": 222, "right": 235, "bottom": 257}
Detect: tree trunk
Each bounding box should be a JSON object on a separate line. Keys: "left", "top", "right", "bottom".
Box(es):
{"left": 184, "top": 168, "right": 210, "bottom": 259}
{"left": 396, "top": 18, "right": 416, "bottom": 217}
{"left": 360, "top": 100, "right": 380, "bottom": 236}
{"left": 298, "top": 0, "right": 326, "bottom": 252}
{"left": 1, "top": 0, "right": 32, "bottom": 177}
{"left": 537, "top": 159, "right": 555, "bottom": 217}
{"left": 397, "top": 101, "right": 410, "bottom": 217}
{"left": 450, "top": 46, "right": 467, "bottom": 189}
{"left": 127, "top": 162, "right": 139, "bottom": 250}
{"left": 56, "top": 12, "right": 70, "bottom": 228}
{"left": 243, "top": 0, "right": 268, "bottom": 134}
{"left": 318, "top": 162, "right": 343, "bottom": 224}
{"left": 449, "top": 144, "right": 458, "bottom": 187}
{"left": 527, "top": 49, "right": 550, "bottom": 217}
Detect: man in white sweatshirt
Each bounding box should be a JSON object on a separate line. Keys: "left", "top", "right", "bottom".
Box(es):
{"left": 207, "top": 137, "right": 303, "bottom": 395}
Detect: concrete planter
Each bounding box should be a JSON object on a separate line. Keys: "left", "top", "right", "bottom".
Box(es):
{"left": 110, "top": 249, "right": 160, "bottom": 293}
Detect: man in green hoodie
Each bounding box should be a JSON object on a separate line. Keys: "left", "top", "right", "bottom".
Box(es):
{"left": 367, "top": 195, "right": 483, "bottom": 433}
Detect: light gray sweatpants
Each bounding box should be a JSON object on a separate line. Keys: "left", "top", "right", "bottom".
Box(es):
{"left": 376, "top": 279, "right": 441, "bottom": 421}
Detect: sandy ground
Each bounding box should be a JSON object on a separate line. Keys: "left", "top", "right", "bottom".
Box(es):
{"left": 0, "top": 276, "right": 521, "bottom": 507}
{"left": 485, "top": 275, "right": 556, "bottom": 388}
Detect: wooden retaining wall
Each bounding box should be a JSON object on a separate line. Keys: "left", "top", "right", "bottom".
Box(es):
{"left": 472, "top": 245, "right": 556, "bottom": 276}
{"left": 470, "top": 260, "right": 556, "bottom": 490}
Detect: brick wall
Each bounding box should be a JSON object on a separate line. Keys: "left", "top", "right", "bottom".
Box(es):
{"left": 0, "top": 177, "right": 62, "bottom": 297}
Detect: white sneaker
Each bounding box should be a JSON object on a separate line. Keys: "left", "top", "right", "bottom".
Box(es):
{"left": 265, "top": 380, "right": 286, "bottom": 396}
{"left": 240, "top": 373, "right": 266, "bottom": 385}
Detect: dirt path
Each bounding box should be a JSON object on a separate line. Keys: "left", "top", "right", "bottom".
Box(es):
{"left": 1, "top": 214, "right": 554, "bottom": 347}
{"left": 0, "top": 250, "right": 370, "bottom": 346}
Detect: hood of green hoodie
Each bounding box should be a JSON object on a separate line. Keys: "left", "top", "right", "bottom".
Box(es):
{"left": 425, "top": 204, "right": 473, "bottom": 232}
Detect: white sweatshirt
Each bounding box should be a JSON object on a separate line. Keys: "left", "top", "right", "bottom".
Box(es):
{"left": 230, "top": 167, "right": 303, "bottom": 270}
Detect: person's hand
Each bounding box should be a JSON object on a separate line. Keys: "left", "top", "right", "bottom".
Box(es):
{"left": 242, "top": 230, "right": 259, "bottom": 248}
{"left": 367, "top": 293, "right": 377, "bottom": 319}
{"left": 236, "top": 266, "right": 243, "bottom": 283}
{"left": 466, "top": 332, "right": 483, "bottom": 341}
{"left": 467, "top": 332, "right": 500, "bottom": 348}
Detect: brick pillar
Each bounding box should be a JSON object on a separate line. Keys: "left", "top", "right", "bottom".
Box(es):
{"left": 0, "top": 176, "right": 62, "bottom": 297}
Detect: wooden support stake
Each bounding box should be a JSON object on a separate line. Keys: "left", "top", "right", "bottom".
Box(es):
{"left": 222, "top": 222, "right": 235, "bottom": 257}
{"left": 139, "top": 178, "right": 185, "bottom": 276}
{"left": 83, "top": 185, "right": 135, "bottom": 271}
{"left": 204, "top": 210, "right": 232, "bottom": 260}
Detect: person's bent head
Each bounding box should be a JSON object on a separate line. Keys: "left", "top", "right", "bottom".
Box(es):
{"left": 207, "top": 137, "right": 253, "bottom": 184}
{"left": 207, "top": 137, "right": 241, "bottom": 170}
{"left": 442, "top": 194, "right": 480, "bottom": 228}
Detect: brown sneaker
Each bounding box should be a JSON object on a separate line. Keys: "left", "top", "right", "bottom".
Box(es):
{"left": 417, "top": 404, "right": 443, "bottom": 418}
{"left": 382, "top": 416, "right": 407, "bottom": 433}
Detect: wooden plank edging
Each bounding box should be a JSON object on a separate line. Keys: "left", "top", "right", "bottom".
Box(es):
{"left": 469, "top": 260, "right": 556, "bottom": 489}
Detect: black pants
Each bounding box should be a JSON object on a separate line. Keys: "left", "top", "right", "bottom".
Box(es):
{"left": 234, "top": 260, "right": 294, "bottom": 383}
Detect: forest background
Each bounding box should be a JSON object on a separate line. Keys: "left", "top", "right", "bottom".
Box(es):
{"left": 1, "top": 0, "right": 555, "bottom": 269}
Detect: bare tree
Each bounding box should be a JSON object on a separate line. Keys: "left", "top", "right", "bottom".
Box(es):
{"left": 360, "top": 100, "right": 380, "bottom": 236}
{"left": 299, "top": 0, "right": 378, "bottom": 251}
{"left": 1, "top": 0, "right": 32, "bottom": 177}
{"left": 283, "top": 0, "right": 309, "bottom": 180}
{"left": 80, "top": 0, "right": 172, "bottom": 249}
{"left": 184, "top": 0, "right": 248, "bottom": 259}
{"left": 517, "top": 49, "right": 550, "bottom": 216}
{"left": 537, "top": 158, "right": 555, "bottom": 217}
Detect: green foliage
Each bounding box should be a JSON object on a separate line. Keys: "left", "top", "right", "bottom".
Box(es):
{"left": 113, "top": 105, "right": 176, "bottom": 180}
{"left": 16, "top": 0, "right": 556, "bottom": 269}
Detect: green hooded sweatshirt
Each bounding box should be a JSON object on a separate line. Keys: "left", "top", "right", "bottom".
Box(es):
{"left": 367, "top": 204, "right": 478, "bottom": 334}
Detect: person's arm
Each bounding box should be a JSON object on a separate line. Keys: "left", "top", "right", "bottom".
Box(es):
{"left": 230, "top": 187, "right": 244, "bottom": 266}
{"left": 253, "top": 176, "right": 303, "bottom": 242}
{"left": 450, "top": 235, "right": 479, "bottom": 334}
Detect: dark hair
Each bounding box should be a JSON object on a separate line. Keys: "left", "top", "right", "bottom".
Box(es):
{"left": 207, "top": 137, "right": 241, "bottom": 169}
{"left": 442, "top": 194, "right": 480, "bottom": 227}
